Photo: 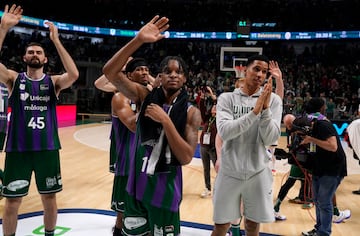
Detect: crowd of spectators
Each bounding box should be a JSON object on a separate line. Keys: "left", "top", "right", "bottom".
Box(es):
{"left": 0, "top": 26, "right": 359, "bottom": 122}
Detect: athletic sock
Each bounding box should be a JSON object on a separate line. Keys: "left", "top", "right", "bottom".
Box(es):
{"left": 113, "top": 226, "right": 122, "bottom": 236}
{"left": 0, "top": 168, "right": 3, "bottom": 181}
{"left": 45, "top": 229, "right": 55, "bottom": 236}
{"left": 274, "top": 199, "right": 282, "bottom": 212}
{"left": 230, "top": 223, "right": 241, "bottom": 236}
{"left": 333, "top": 206, "right": 340, "bottom": 216}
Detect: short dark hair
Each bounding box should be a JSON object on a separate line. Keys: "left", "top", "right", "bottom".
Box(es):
{"left": 125, "top": 57, "right": 149, "bottom": 73}
{"left": 305, "top": 98, "right": 325, "bottom": 114}
{"left": 24, "top": 42, "right": 45, "bottom": 55}
{"left": 160, "top": 56, "right": 189, "bottom": 78}
{"left": 245, "top": 54, "right": 269, "bottom": 66}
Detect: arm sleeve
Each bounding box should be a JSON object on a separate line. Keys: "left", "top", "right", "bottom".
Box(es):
{"left": 216, "top": 92, "right": 259, "bottom": 141}
{"left": 258, "top": 93, "right": 283, "bottom": 146}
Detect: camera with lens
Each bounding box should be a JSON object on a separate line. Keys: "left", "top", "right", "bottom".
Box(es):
{"left": 274, "top": 121, "right": 315, "bottom": 170}
{"left": 291, "top": 123, "right": 313, "bottom": 137}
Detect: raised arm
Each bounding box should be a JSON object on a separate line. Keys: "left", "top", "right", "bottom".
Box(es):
{"left": 94, "top": 75, "right": 117, "bottom": 93}
{"left": 96, "top": 56, "right": 136, "bottom": 93}
{"left": 269, "top": 60, "right": 284, "bottom": 99}
{"left": 0, "top": 4, "right": 22, "bottom": 90}
{"left": 46, "top": 21, "right": 79, "bottom": 94}
{"left": 102, "top": 15, "right": 169, "bottom": 102}
{"left": 0, "top": 4, "right": 22, "bottom": 49}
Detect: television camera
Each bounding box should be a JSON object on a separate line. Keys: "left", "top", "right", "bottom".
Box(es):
{"left": 274, "top": 122, "right": 315, "bottom": 170}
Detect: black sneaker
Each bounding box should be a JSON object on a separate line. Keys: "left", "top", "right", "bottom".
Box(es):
{"left": 302, "top": 229, "right": 317, "bottom": 236}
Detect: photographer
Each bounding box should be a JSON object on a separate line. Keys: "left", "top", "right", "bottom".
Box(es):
{"left": 273, "top": 114, "right": 312, "bottom": 221}
{"left": 297, "top": 98, "right": 348, "bottom": 236}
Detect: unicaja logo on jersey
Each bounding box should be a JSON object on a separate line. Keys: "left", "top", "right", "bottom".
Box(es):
{"left": 20, "top": 92, "right": 30, "bottom": 101}
{"left": 30, "top": 95, "right": 51, "bottom": 102}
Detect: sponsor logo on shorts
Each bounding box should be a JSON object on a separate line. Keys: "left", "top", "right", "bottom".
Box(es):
{"left": 165, "top": 225, "right": 174, "bottom": 233}
{"left": 6, "top": 180, "right": 29, "bottom": 191}
{"left": 154, "top": 225, "right": 163, "bottom": 236}
{"left": 154, "top": 224, "right": 175, "bottom": 236}
{"left": 58, "top": 177, "right": 62, "bottom": 186}
{"left": 111, "top": 201, "right": 124, "bottom": 212}
{"left": 45, "top": 175, "right": 62, "bottom": 188}
{"left": 46, "top": 176, "right": 57, "bottom": 188}
{"left": 165, "top": 225, "right": 175, "bottom": 235}
{"left": 124, "top": 217, "right": 147, "bottom": 230}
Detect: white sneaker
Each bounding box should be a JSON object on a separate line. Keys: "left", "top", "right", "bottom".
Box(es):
{"left": 200, "top": 188, "right": 211, "bottom": 198}
{"left": 274, "top": 211, "right": 286, "bottom": 221}
{"left": 333, "top": 209, "right": 351, "bottom": 223}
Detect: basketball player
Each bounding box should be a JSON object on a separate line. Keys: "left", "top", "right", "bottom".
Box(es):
{"left": 103, "top": 15, "right": 201, "bottom": 235}
{"left": 94, "top": 57, "right": 153, "bottom": 236}
{"left": 0, "top": 83, "right": 9, "bottom": 192}
{"left": 0, "top": 4, "right": 79, "bottom": 236}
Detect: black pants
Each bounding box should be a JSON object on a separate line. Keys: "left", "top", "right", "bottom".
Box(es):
{"left": 277, "top": 177, "right": 309, "bottom": 201}
{"left": 200, "top": 145, "right": 217, "bottom": 190}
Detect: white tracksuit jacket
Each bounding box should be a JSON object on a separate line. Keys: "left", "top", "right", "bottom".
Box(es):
{"left": 216, "top": 87, "right": 283, "bottom": 180}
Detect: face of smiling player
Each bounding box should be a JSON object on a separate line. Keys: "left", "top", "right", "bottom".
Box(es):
{"left": 160, "top": 59, "right": 187, "bottom": 95}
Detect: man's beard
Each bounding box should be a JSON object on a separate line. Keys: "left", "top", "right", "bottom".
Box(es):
{"left": 26, "top": 59, "right": 44, "bottom": 69}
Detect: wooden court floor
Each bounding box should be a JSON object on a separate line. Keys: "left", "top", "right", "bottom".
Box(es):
{"left": 0, "top": 122, "right": 359, "bottom": 236}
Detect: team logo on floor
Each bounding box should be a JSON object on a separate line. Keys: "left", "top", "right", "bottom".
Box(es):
{"left": 0, "top": 209, "right": 218, "bottom": 236}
